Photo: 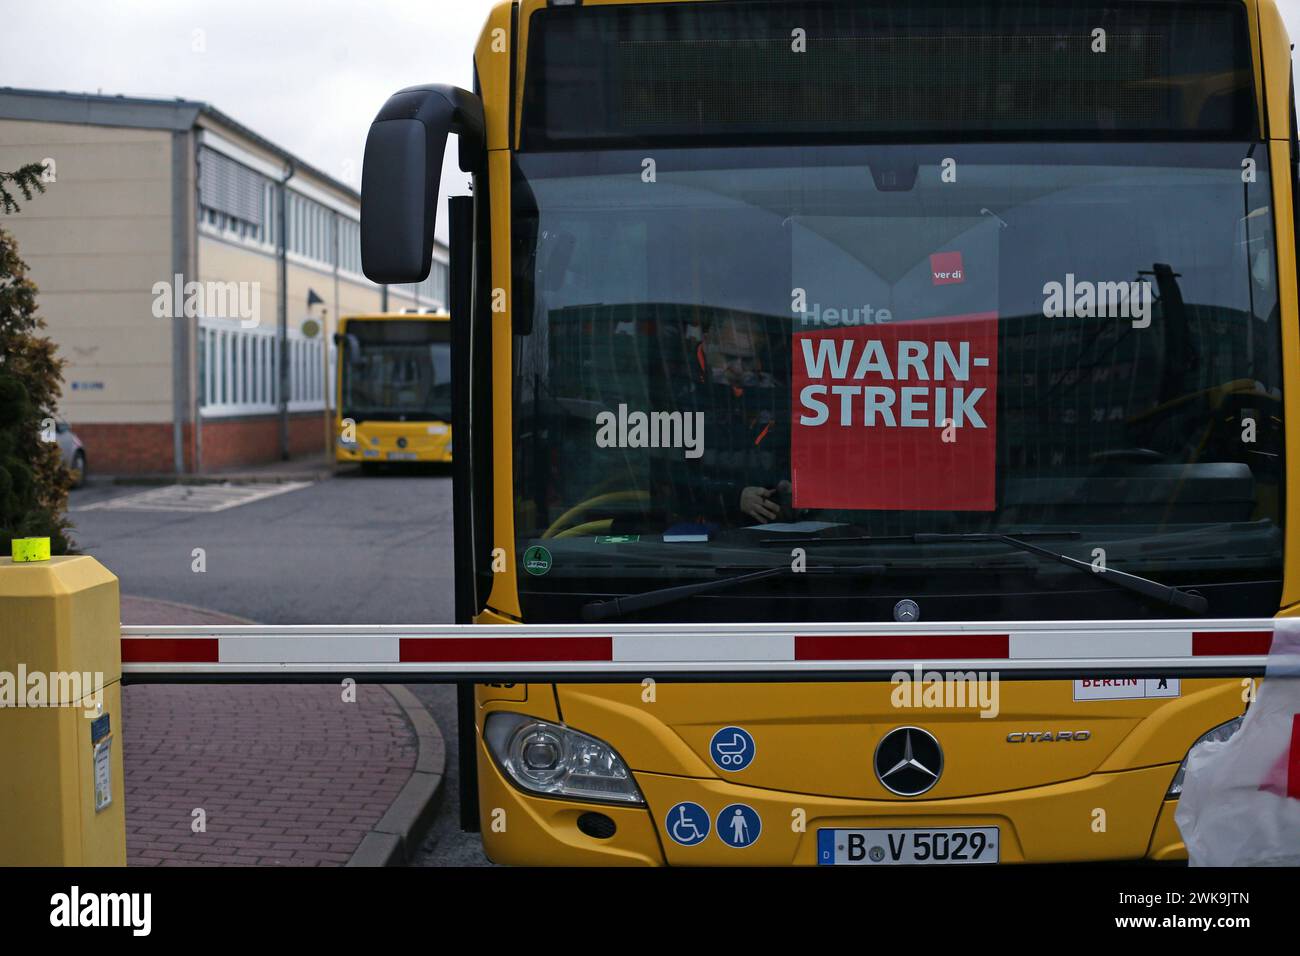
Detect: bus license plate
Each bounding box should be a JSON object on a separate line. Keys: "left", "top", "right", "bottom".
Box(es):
{"left": 818, "top": 827, "right": 999, "bottom": 865}
{"left": 387, "top": 452, "right": 418, "bottom": 461}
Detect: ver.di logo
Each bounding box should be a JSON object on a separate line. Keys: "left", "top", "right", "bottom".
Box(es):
{"left": 522, "top": 545, "right": 552, "bottom": 576}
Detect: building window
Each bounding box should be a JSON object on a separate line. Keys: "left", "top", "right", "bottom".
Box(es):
{"left": 198, "top": 319, "right": 324, "bottom": 418}
{"left": 336, "top": 217, "right": 361, "bottom": 275}
{"left": 285, "top": 191, "right": 342, "bottom": 269}
{"left": 199, "top": 147, "right": 271, "bottom": 249}
{"left": 395, "top": 258, "right": 450, "bottom": 311}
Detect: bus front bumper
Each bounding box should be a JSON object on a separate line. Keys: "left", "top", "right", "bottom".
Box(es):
{"left": 476, "top": 736, "right": 1186, "bottom": 866}
{"left": 336, "top": 423, "right": 452, "bottom": 463}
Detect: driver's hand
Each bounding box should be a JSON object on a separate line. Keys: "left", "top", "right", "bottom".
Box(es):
{"left": 740, "top": 486, "right": 781, "bottom": 522}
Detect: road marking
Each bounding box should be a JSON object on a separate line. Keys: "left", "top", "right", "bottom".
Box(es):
{"left": 74, "top": 482, "right": 311, "bottom": 513}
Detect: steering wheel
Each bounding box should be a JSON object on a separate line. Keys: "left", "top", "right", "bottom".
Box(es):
{"left": 541, "top": 490, "right": 649, "bottom": 540}
{"left": 1126, "top": 378, "right": 1280, "bottom": 464}
{"left": 1089, "top": 448, "right": 1167, "bottom": 465}
{"left": 552, "top": 519, "right": 615, "bottom": 540}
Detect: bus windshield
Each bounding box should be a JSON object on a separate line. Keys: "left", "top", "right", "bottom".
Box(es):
{"left": 508, "top": 0, "right": 1281, "bottom": 623}
{"left": 511, "top": 143, "right": 1283, "bottom": 622}
{"left": 341, "top": 319, "right": 451, "bottom": 423}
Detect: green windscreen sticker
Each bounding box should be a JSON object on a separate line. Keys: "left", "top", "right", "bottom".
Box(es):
{"left": 522, "top": 545, "right": 553, "bottom": 576}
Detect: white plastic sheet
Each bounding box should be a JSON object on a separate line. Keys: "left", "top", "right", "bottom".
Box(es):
{"left": 1176, "top": 624, "right": 1300, "bottom": 866}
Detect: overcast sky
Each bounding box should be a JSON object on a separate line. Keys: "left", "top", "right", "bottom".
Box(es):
{"left": 1, "top": 0, "right": 495, "bottom": 186}
{"left": 2, "top": 0, "right": 1298, "bottom": 236}
{"left": 0, "top": 0, "right": 499, "bottom": 238}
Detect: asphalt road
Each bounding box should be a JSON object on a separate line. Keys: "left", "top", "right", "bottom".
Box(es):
{"left": 68, "top": 468, "right": 490, "bottom": 867}
{"left": 69, "top": 470, "right": 454, "bottom": 625}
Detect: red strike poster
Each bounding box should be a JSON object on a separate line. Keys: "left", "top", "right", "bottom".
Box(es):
{"left": 790, "top": 313, "right": 999, "bottom": 511}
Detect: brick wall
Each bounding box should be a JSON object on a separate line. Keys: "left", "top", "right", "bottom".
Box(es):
{"left": 69, "top": 413, "right": 328, "bottom": 475}
{"left": 199, "top": 413, "right": 329, "bottom": 471}
{"left": 71, "top": 423, "right": 191, "bottom": 475}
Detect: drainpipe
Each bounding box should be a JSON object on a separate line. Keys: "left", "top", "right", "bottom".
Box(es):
{"left": 171, "top": 129, "right": 195, "bottom": 474}
{"left": 331, "top": 209, "right": 341, "bottom": 460}
{"left": 277, "top": 160, "right": 294, "bottom": 460}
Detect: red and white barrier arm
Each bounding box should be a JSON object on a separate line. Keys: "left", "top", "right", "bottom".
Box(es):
{"left": 118, "top": 619, "right": 1276, "bottom": 682}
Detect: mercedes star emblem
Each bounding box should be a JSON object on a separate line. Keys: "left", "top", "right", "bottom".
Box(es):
{"left": 894, "top": 599, "right": 920, "bottom": 622}
{"left": 874, "top": 726, "right": 943, "bottom": 796}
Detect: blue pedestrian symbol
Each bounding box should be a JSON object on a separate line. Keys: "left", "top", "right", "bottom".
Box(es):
{"left": 666, "top": 802, "right": 710, "bottom": 847}
{"left": 717, "top": 804, "right": 761, "bottom": 849}
{"left": 709, "top": 726, "right": 756, "bottom": 771}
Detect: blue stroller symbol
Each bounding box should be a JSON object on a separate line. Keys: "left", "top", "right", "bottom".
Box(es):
{"left": 709, "top": 726, "right": 756, "bottom": 771}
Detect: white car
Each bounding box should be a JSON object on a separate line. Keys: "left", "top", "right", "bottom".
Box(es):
{"left": 54, "top": 420, "right": 86, "bottom": 488}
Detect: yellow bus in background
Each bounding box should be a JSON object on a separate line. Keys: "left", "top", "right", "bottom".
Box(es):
{"left": 334, "top": 311, "right": 453, "bottom": 467}
{"left": 361, "top": 0, "right": 1298, "bottom": 865}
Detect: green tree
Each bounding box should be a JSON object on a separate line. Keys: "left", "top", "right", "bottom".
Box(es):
{"left": 0, "top": 162, "right": 74, "bottom": 555}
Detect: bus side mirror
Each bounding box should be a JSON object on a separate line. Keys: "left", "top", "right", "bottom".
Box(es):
{"left": 361, "top": 84, "right": 485, "bottom": 285}
{"left": 332, "top": 331, "right": 362, "bottom": 363}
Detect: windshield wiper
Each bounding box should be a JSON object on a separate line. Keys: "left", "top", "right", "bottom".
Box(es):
{"left": 581, "top": 563, "right": 884, "bottom": 622}
{"left": 911, "top": 532, "right": 1208, "bottom": 615}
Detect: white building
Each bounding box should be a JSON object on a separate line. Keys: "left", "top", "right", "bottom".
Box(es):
{"left": 0, "top": 87, "right": 449, "bottom": 473}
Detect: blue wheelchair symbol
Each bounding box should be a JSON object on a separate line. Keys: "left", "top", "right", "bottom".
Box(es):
{"left": 709, "top": 726, "right": 756, "bottom": 771}
{"left": 717, "top": 804, "right": 761, "bottom": 849}
{"left": 666, "top": 802, "right": 711, "bottom": 847}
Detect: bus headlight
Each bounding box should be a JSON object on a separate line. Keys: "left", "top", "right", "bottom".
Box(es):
{"left": 1166, "top": 716, "right": 1244, "bottom": 797}
{"left": 484, "top": 712, "right": 644, "bottom": 805}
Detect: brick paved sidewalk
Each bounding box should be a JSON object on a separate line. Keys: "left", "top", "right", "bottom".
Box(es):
{"left": 121, "top": 596, "right": 420, "bottom": 866}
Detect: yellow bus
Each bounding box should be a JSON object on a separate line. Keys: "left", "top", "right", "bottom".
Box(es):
{"left": 361, "top": 0, "right": 1298, "bottom": 864}
{"left": 333, "top": 311, "right": 453, "bottom": 466}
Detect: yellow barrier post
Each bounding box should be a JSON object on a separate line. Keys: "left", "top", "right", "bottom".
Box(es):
{"left": 0, "top": 543, "right": 126, "bottom": 865}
